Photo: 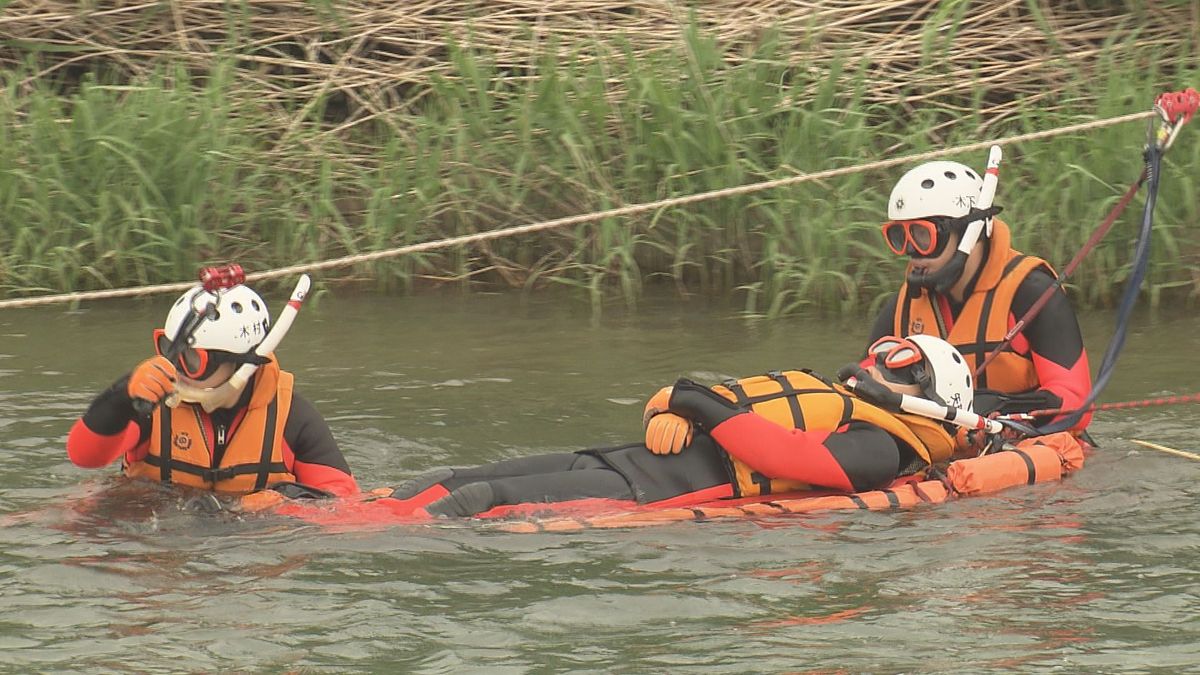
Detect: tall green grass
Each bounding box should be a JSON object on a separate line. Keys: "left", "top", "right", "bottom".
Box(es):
{"left": 0, "top": 29, "right": 1196, "bottom": 317}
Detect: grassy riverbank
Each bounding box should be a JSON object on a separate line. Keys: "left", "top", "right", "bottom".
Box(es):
{"left": 1, "top": 3, "right": 1197, "bottom": 315}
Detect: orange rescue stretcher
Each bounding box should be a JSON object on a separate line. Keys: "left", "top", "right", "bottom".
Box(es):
{"left": 241, "top": 432, "right": 1086, "bottom": 533}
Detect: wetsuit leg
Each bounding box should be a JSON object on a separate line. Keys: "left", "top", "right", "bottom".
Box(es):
{"left": 443, "top": 452, "right": 595, "bottom": 487}
{"left": 425, "top": 453, "right": 636, "bottom": 517}
{"left": 583, "top": 435, "right": 731, "bottom": 504}
{"left": 488, "top": 467, "right": 634, "bottom": 505}
{"left": 393, "top": 452, "right": 605, "bottom": 501}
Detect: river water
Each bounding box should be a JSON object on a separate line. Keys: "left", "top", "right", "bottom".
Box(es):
{"left": 1, "top": 289, "right": 1197, "bottom": 673}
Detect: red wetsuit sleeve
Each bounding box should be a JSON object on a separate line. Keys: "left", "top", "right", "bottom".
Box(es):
{"left": 710, "top": 413, "right": 902, "bottom": 492}
{"left": 66, "top": 419, "right": 142, "bottom": 468}
{"left": 66, "top": 375, "right": 152, "bottom": 468}
{"left": 282, "top": 391, "right": 359, "bottom": 496}
{"left": 1029, "top": 351, "right": 1092, "bottom": 429}
{"left": 290, "top": 459, "right": 359, "bottom": 497}
{"left": 1011, "top": 271, "right": 1093, "bottom": 429}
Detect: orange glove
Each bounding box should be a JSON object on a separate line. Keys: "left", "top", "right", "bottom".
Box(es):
{"left": 642, "top": 386, "right": 673, "bottom": 426}
{"left": 645, "top": 412, "right": 693, "bottom": 455}
{"left": 643, "top": 386, "right": 693, "bottom": 455}
{"left": 128, "top": 356, "right": 177, "bottom": 406}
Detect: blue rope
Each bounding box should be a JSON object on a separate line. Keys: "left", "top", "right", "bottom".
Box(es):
{"left": 1036, "top": 140, "right": 1162, "bottom": 435}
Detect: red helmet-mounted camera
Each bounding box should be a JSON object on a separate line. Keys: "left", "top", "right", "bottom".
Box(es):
{"left": 199, "top": 264, "right": 246, "bottom": 293}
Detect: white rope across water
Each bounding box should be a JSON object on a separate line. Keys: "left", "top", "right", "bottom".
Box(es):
{"left": 0, "top": 110, "right": 1155, "bottom": 310}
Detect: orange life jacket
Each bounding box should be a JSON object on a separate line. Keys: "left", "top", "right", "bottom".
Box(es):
{"left": 125, "top": 358, "right": 296, "bottom": 493}
{"left": 893, "top": 219, "right": 1055, "bottom": 393}
{"left": 711, "top": 370, "right": 957, "bottom": 497}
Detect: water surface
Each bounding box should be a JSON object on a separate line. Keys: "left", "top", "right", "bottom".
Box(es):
{"left": 1, "top": 290, "right": 1197, "bottom": 672}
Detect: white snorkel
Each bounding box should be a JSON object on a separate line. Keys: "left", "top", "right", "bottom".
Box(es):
{"left": 956, "top": 145, "right": 1003, "bottom": 253}
{"left": 839, "top": 372, "right": 1004, "bottom": 435}
{"left": 895, "top": 389, "right": 1002, "bottom": 434}
{"left": 171, "top": 274, "right": 312, "bottom": 413}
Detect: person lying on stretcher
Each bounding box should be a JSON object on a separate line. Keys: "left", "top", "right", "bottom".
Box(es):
{"left": 372, "top": 335, "right": 988, "bottom": 518}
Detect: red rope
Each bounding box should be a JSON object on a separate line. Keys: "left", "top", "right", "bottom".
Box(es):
{"left": 973, "top": 168, "right": 1146, "bottom": 377}
{"left": 1025, "top": 392, "right": 1200, "bottom": 419}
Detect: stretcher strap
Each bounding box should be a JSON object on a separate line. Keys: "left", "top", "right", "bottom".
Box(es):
{"left": 1011, "top": 448, "right": 1038, "bottom": 485}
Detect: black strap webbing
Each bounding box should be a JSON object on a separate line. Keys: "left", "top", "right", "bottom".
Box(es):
{"left": 883, "top": 490, "right": 900, "bottom": 509}
{"left": 254, "top": 397, "right": 279, "bottom": 491}
{"left": 142, "top": 456, "right": 289, "bottom": 482}
{"left": 722, "top": 380, "right": 749, "bottom": 406}
{"left": 159, "top": 412, "right": 173, "bottom": 484}
{"left": 768, "top": 371, "right": 806, "bottom": 430}
{"left": 1011, "top": 448, "right": 1038, "bottom": 485}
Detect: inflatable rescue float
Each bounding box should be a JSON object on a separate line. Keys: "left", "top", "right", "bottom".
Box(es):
{"left": 237, "top": 433, "right": 1086, "bottom": 532}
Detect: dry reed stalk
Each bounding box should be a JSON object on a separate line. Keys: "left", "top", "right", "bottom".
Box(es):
{"left": 1, "top": 1, "right": 1190, "bottom": 134}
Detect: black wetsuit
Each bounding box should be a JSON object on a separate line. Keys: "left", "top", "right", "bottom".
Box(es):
{"left": 868, "top": 267, "right": 1091, "bottom": 418}
{"left": 411, "top": 424, "right": 904, "bottom": 518}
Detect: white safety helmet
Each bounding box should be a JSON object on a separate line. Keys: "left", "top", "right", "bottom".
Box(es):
{"left": 870, "top": 334, "right": 974, "bottom": 412}
{"left": 906, "top": 334, "right": 974, "bottom": 411}
{"left": 887, "top": 160, "right": 984, "bottom": 221}
{"left": 163, "top": 284, "right": 271, "bottom": 355}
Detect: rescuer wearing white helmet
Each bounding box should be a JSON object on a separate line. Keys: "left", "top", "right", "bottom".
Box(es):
{"left": 66, "top": 272, "right": 358, "bottom": 498}
{"left": 866, "top": 154, "right": 1093, "bottom": 430}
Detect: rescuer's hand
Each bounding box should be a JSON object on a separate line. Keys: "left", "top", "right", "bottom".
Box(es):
{"left": 836, "top": 364, "right": 903, "bottom": 410}
{"left": 642, "top": 386, "right": 672, "bottom": 427}
{"left": 643, "top": 386, "right": 693, "bottom": 454}
{"left": 645, "top": 412, "right": 693, "bottom": 455}
{"left": 127, "top": 356, "right": 177, "bottom": 409}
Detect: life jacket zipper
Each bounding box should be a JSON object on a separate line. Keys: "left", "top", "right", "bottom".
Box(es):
{"left": 214, "top": 423, "right": 229, "bottom": 469}
{"left": 192, "top": 407, "right": 230, "bottom": 474}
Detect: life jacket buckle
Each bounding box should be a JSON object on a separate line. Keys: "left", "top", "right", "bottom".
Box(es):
{"left": 206, "top": 467, "right": 239, "bottom": 483}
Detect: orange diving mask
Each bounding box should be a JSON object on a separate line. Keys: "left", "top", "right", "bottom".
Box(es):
{"left": 153, "top": 329, "right": 231, "bottom": 380}
{"left": 868, "top": 336, "right": 924, "bottom": 370}
{"left": 880, "top": 218, "right": 946, "bottom": 257}
{"left": 867, "top": 335, "right": 936, "bottom": 394}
